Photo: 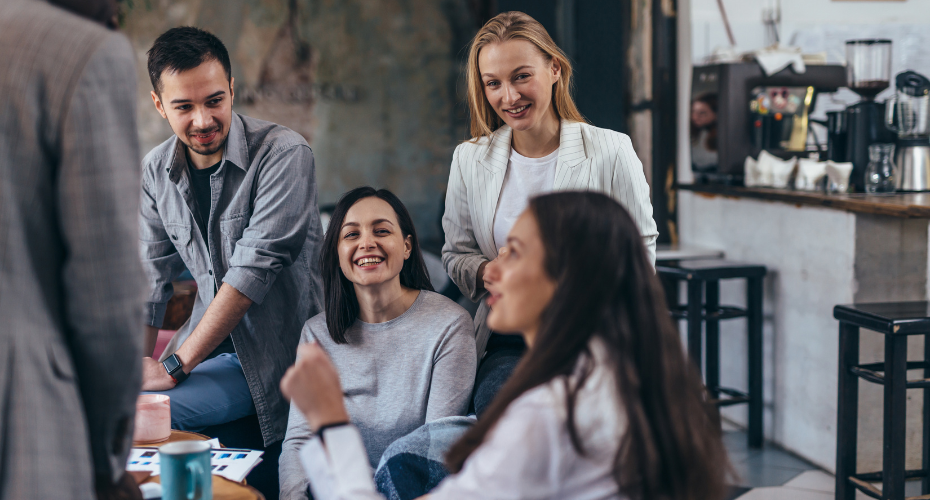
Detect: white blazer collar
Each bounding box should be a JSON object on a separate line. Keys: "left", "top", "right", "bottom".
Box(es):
{"left": 478, "top": 120, "right": 588, "bottom": 174}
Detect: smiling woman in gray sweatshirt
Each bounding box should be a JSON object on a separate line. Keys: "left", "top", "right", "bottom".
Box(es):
{"left": 279, "top": 187, "right": 476, "bottom": 500}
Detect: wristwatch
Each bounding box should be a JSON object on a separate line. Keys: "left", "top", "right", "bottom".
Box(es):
{"left": 162, "top": 354, "right": 189, "bottom": 384}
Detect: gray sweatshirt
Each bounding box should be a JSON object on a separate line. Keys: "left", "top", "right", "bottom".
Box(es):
{"left": 279, "top": 290, "right": 477, "bottom": 499}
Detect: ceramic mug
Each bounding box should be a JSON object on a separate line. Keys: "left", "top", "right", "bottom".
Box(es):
{"left": 159, "top": 440, "right": 212, "bottom": 500}
{"left": 133, "top": 394, "right": 171, "bottom": 444}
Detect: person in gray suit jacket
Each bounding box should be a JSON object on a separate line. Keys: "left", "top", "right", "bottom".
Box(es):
{"left": 442, "top": 11, "right": 659, "bottom": 416}
{"left": 0, "top": 0, "right": 144, "bottom": 499}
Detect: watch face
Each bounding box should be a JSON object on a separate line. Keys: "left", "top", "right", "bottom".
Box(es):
{"left": 163, "top": 355, "right": 181, "bottom": 373}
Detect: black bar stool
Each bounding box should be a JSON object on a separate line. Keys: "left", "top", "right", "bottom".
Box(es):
{"left": 657, "top": 259, "right": 767, "bottom": 448}
{"left": 834, "top": 301, "right": 930, "bottom": 500}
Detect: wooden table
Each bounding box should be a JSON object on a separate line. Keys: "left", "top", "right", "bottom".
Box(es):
{"left": 133, "top": 430, "right": 265, "bottom": 500}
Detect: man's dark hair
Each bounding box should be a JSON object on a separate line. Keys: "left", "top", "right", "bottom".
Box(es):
{"left": 147, "top": 27, "right": 231, "bottom": 94}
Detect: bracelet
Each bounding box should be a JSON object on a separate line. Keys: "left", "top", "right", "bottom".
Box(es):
{"left": 315, "top": 421, "right": 351, "bottom": 443}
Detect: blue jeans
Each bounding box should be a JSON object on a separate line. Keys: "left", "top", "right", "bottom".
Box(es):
{"left": 472, "top": 333, "right": 526, "bottom": 418}
{"left": 146, "top": 353, "right": 256, "bottom": 432}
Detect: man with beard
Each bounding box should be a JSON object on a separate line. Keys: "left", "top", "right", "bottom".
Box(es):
{"left": 0, "top": 0, "right": 143, "bottom": 498}
{"left": 140, "top": 27, "right": 324, "bottom": 452}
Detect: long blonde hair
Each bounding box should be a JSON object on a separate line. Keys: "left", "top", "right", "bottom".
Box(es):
{"left": 465, "top": 11, "right": 586, "bottom": 140}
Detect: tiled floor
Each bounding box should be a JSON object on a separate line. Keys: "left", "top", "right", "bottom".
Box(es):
{"left": 723, "top": 426, "right": 924, "bottom": 499}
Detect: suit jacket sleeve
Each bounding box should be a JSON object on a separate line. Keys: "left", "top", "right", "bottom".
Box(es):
{"left": 612, "top": 134, "right": 658, "bottom": 267}
{"left": 57, "top": 32, "right": 144, "bottom": 484}
{"left": 441, "top": 146, "right": 489, "bottom": 301}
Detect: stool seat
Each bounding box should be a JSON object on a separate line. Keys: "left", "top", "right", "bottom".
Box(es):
{"left": 656, "top": 259, "right": 767, "bottom": 280}
{"left": 834, "top": 301, "right": 930, "bottom": 335}
{"left": 655, "top": 243, "right": 725, "bottom": 263}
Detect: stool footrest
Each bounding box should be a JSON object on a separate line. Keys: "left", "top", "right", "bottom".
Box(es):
{"left": 850, "top": 361, "right": 930, "bottom": 388}
{"left": 849, "top": 470, "right": 930, "bottom": 500}
{"left": 670, "top": 305, "right": 747, "bottom": 321}
{"left": 709, "top": 386, "right": 750, "bottom": 407}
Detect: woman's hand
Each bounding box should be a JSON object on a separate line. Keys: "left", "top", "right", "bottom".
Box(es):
{"left": 280, "top": 343, "right": 350, "bottom": 431}
{"left": 477, "top": 247, "right": 508, "bottom": 294}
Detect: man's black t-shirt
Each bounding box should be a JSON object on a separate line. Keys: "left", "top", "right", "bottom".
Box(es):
{"left": 187, "top": 158, "right": 235, "bottom": 358}
{"left": 187, "top": 159, "right": 221, "bottom": 240}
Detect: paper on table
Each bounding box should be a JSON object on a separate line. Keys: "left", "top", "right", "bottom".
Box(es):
{"left": 126, "top": 441, "right": 263, "bottom": 483}
{"left": 208, "top": 448, "right": 264, "bottom": 483}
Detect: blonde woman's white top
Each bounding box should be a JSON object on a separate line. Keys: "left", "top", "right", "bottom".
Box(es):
{"left": 492, "top": 147, "right": 560, "bottom": 249}
{"left": 441, "top": 121, "right": 659, "bottom": 355}
{"left": 298, "top": 339, "right": 627, "bottom": 500}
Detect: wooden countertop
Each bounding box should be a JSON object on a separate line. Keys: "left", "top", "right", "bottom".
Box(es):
{"left": 677, "top": 184, "right": 930, "bottom": 218}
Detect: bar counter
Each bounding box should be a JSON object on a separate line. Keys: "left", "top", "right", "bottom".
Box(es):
{"left": 675, "top": 183, "right": 930, "bottom": 474}
{"left": 677, "top": 183, "right": 930, "bottom": 219}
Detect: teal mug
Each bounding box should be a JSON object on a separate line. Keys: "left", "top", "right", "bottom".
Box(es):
{"left": 159, "top": 440, "right": 213, "bottom": 500}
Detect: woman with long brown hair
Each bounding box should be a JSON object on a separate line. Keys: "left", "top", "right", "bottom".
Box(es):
{"left": 440, "top": 11, "right": 658, "bottom": 412}
{"left": 281, "top": 191, "right": 727, "bottom": 500}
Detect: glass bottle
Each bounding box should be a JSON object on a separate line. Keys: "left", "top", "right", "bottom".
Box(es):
{"left": 864, "top": 143, "right": 896, "bottom": 193}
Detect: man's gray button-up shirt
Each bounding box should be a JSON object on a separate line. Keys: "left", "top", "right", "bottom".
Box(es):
{"left": 139, "top": 112, "right": 324, "bottom": 445}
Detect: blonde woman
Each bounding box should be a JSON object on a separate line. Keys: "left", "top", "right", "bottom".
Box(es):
{"left": 441, "top": 11, "right": 658, "bottom": 413}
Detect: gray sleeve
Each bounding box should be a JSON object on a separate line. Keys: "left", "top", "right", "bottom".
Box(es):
{"left": 279, "top": 321, "right": 319, "bottom": 500}
{"left": 224, "top": 145, "right": 317, "bottom": 304}
{"left": 425, "top": 311, "right": 477, "bottom": 422}
{"left": 139, "top": 164, "right": 186, "bottom": 328}
{"left": 58, "top": 32, "right": 144, "bottom": 483}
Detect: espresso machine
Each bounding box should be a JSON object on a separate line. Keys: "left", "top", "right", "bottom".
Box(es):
{"left": 886, "top": 71, "right": 930, "bottom": 191}
{"left": 844, "top": 39, "right": 896, "bottom": 192}
{"left": 690, "top": 62, "right": 845, "bottom": 183}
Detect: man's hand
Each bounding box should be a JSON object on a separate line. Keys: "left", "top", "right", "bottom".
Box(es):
{"left": 280, "top": 343, "right": 350, "bottom": 431}
{"left": 141, "top": 357, "right": 176, "bottom": 392}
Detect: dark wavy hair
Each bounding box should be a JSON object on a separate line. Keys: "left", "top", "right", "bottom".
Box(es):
{"left": 445, "top": 191, "right": 728, "bottom": 500}
{"left": 321, "top": 187, "right": 434, "bottom": 344}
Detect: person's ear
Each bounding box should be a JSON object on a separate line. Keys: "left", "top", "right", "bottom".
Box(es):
{"left": 151, "top": 90, "right": 168, "bottom": 119}
{"left": 229, "top": 76, "right": 235, "bottom": 105}
{"left": 404, "top": 235, "right": 412, "bottom": 260}
{"left": 550, "top": 58, "right": 562, "bottom": 84}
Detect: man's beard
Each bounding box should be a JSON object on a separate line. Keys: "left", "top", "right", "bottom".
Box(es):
{"left": 186, "top": 137, "right": 226, "bottom": 157}
{"left": 184, "top": 126, "right": 226, "bottom": 157}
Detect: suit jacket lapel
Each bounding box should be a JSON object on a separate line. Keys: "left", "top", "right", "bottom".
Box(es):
{"left": 554, "top": 120, "right": 591, "bottom": 190}
{"left": 475, "top": 126, "right": 511, "bottom": 255}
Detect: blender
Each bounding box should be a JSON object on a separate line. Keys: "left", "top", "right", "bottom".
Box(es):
{"left": 844, "top": 39, "right": 895, "bottom": 192}
{"left": 885, "top": 71, "right": 930, "bottom": 191}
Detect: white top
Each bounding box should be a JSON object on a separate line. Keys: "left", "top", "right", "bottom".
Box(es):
{"left": 492, "top": 148, "right": 559, "bottom": 250}
{"left": 299, "top": 340, "right": 627, "bottom": 500}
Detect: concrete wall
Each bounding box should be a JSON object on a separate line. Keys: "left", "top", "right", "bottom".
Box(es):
{"left": 679, "top": 190, "right": 930, "bottom": 472}
{"left": 121, "top": 0, "right": 477, "bottom": 243}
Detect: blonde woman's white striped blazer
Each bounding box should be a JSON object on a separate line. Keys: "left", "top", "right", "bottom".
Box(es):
{"left": 441, "top": 120, "right": 659, "bottom": 356}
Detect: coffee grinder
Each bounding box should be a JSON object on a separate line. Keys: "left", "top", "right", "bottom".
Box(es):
{"left": 886, "top": 71, "right": 930, "bottom": 191}
{"left": 845, "top": 39, "right": 895, "bottom": 192}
